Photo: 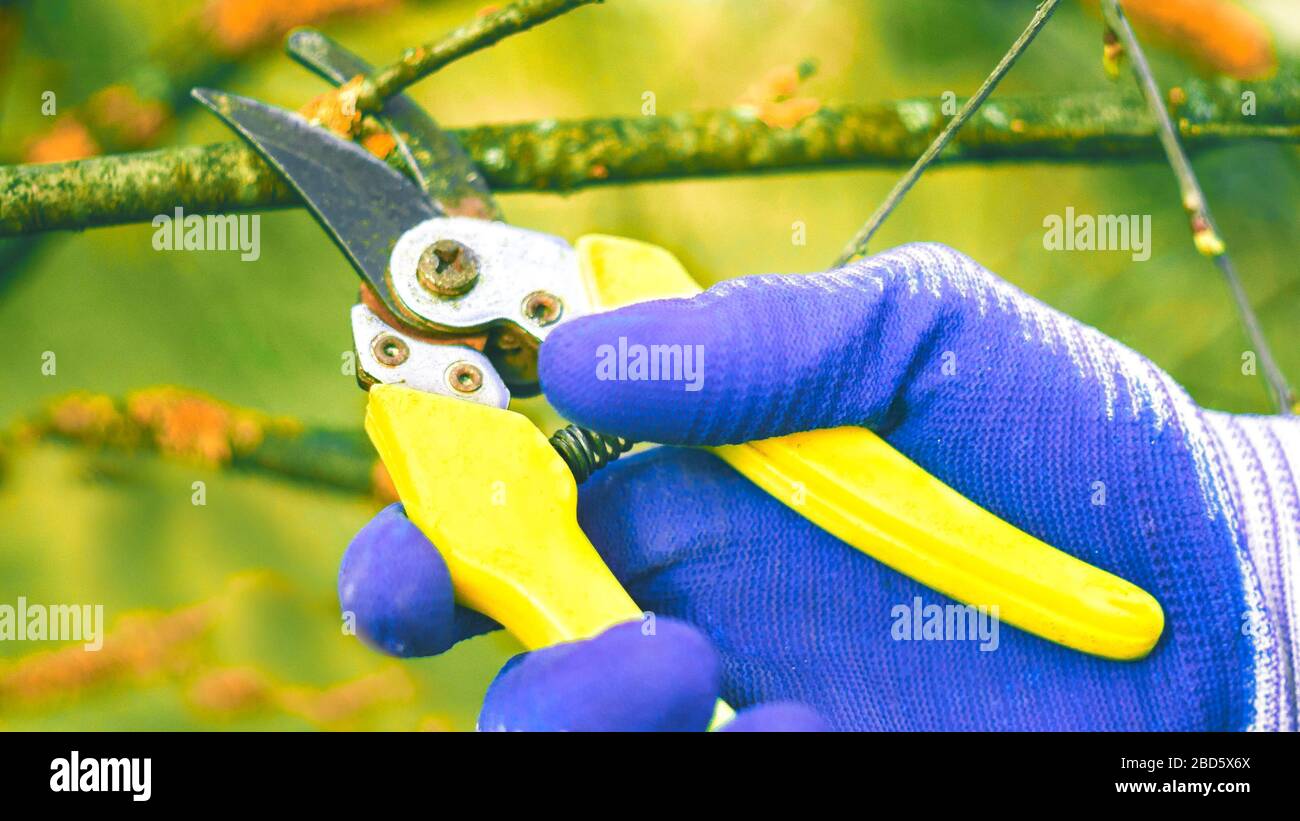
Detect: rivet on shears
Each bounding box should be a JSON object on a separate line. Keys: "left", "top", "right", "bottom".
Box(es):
{"left": 371, "top": 333, "right": 410, "bottom": 367}
{"left": 446, "top": 361, "right": 484, "bottom": 393}
{"left": 522, "top": 290, "right": 563, "bottom": 326}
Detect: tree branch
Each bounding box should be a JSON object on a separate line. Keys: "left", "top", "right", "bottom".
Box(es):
{"left": 6, "top": 388, "right": 383, "bottom": 498}
{"left": 3, "top": 70, "right": 1299, "bottom": 237}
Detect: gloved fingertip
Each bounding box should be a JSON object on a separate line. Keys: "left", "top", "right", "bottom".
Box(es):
{"left": 339, "top": 503, "right": 477, "bottom": 657}
{"left": 539, "top": 299, "right": 717, "bottom": 444}
{"left": 479, "top": 618, "right": 721, "bottom": 732}
{"left": 719, "top": 702, "right": 831, "bottom": 732}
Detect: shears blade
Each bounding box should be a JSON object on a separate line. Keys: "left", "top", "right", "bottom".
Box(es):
{"left": 191, "top": 87, "right": 437, "bottom": 310}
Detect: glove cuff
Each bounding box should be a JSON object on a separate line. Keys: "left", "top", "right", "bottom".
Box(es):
{"left": 1203, "top": 410, "right": 1300, "bottom": 731}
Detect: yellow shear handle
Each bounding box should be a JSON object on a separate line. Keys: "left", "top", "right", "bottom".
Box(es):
{"left": 367, "top": 385, "right": 737, "bottom": 726}
{"left": 576, "top": 234, "right": 1164, "bottom": 660}
{"left": 366, "top": 385, "right": 643, "bottom": 649}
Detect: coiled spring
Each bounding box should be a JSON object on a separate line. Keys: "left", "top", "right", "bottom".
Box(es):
{"left": 550, "top": 425, "right": 634, "bottom": 483}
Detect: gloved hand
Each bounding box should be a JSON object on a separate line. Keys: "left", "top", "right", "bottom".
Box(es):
{"left": 341, "top": 242, "right": 1299, "bottom": 731}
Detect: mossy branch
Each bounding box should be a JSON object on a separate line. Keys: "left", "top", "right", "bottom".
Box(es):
{"left": 5, "top": 388, "right": 383, "bottom": 499}
{"left": 4, "top": 69, "right": 1299, "bottom": 238}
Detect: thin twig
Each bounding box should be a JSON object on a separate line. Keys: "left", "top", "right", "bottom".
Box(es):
{"left": 835, "top": 0, "right": 1061, "bottom": 264}
{"left": 6, "top": 71, "right": 1299, "bottom": 238}
{"left": 1102, "top": 0, "right": 1294, "bottom": 414}
{"left": 355, "top": 0, "right": 602, "bottom": 109}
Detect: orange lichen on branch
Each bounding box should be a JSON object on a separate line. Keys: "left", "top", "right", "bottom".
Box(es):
{"left": 125, "top": 387, "right": 300, "bottom": 467}
{"left": 43, "top": 392, "right": 138, "bottom": 448}
{"left": 0, "top": 574, "right": 418, "bottom": 727}
{"left": 1084, "top": 0, "right": 1276, "bottom": 79}
{"left": 300, "top": 75, "right": 368, "bottom": 140}
{"left": 303, "top": 87, "right": 398, "bottom": 158}
{"left": 736, "top": 62, "right": 822, "bottom": 129}
{"left": 205, "top": 0, "right": 396, "bottom": 55}
{"left": 36, "top": 387, "right": 301, "bottom": 468}
{"left": 9, "top": 388, "right": 378, "bottom": 497}
{"left": 187, "top": 667, "right": 272, "bottom": 715}
{"left": 300, "top": 82, "right": 431, "bottom": 162}
{"left": 0, "top": 600, "right": 218, "bottom": 709}
{"left": 189, "top": 665, "right": 416, "bottom": 726}
{"left": 361, "top": 130, "right": 398, "bottom": 159}
{"left": 277, "top": 667, "right": 415, "bottom": 726}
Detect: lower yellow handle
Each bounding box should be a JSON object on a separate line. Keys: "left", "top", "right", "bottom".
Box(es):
{"left": 365, "top": 384, "right": 735, "bottom": 726}
{"left": 366, "top": 384, "right": 641, "bottom": 647}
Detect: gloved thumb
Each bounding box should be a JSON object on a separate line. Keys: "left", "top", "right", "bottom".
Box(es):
{"left": 539, "top": 241, "right": 1188, "bottom": 487}
{"left": 338, "top": 503, "right": 497, "bottom": 657}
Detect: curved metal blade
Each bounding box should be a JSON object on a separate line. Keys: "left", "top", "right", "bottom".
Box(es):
{"left": 192, "top": 87, "right": 436, "bottom": 310}
{"left": 285, "top": 28, "right": 500, "bottom": 220}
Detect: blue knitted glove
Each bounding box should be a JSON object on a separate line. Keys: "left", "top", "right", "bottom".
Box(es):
{"left": 342, "top": 242, "right": 1300, "bottom": 731}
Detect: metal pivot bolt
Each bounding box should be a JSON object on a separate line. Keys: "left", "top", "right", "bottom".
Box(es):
{"left": 417, "top": 238, "right": 479, "bottom": 297}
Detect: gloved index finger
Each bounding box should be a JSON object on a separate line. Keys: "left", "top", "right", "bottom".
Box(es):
{"left": 539, "top": 243, "right": 954, "bottom": 447}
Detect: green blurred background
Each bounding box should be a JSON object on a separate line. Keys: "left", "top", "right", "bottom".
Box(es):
{"left": 0, "top": 0, "right": 1297, "bottom": 729}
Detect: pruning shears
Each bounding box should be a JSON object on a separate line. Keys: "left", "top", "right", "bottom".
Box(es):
{"left": 193, "top": 29, "right": 1164, "bottom": 703}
